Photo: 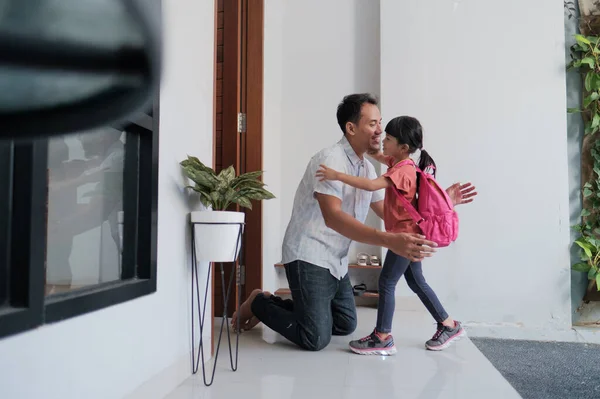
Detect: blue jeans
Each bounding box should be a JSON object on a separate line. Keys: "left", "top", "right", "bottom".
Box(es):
{"left": 251, "top": 260, "right": 357, "bottom": 351}
{"left": 376, "top": 250, "right": 449, "bottom": 333}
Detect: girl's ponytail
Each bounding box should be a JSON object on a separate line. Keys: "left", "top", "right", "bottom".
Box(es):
{"left": 418, "top": 149, "right": 436, "bottom": 178}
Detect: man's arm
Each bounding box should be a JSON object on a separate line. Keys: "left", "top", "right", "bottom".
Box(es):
{"left": 316, "top": 193, "right": 436, "bottom": 261}
{"left": 370, "top": 200, "right": 385, "bottom": 220}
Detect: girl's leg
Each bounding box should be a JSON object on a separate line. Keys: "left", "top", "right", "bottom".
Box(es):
{"left": 375, "top": 251, "right": 411, "bottom": 334}
{"left": 404, "top": 262, "right": 465, "bottom": 350}
{"left": 348, "top": 251, "right": 410, "bottom": 356}
{"left": 404, "top": 262, "right": 449, "bottom": 323}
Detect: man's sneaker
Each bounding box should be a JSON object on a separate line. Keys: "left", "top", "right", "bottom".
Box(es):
{"left": 349, "top": 330, "right": 397, "bottom": 356}
{"left": 425, "top": 321, "right": 465, "bottom": 351}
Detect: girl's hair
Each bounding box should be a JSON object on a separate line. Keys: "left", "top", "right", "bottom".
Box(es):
{"left": 384, "top": 116, "right": 436, "bottom": 178}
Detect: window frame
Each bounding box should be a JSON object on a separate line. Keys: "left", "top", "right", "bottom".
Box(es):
{"left": 0, "top": 98, "right": 159, "bottom": 338}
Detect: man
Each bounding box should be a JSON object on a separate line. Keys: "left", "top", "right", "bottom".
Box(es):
{"left": 233, "top": 93, "right": 476, "bottom": 351}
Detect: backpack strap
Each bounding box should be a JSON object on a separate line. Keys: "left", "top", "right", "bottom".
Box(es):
{"left": 392, "top": 185, "right": 424, "bottom": 225}
{"left": 388, "top": 159, "right": 424, "bottom": 225}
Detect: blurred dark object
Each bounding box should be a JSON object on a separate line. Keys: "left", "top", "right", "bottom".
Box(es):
{"left": 0, "top": 0, "right": 161, "bottom": 140}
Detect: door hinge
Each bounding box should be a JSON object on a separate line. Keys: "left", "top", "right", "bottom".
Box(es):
{"left": 238, "top": 264, "right": 246, "bottom": 285}
{"left": 237, "top": 113, "right": 247, "bottom": 133}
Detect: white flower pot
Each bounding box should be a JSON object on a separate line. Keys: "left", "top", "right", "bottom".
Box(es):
{"left": 191, "top": 211, "right": 245, "bottom": 262}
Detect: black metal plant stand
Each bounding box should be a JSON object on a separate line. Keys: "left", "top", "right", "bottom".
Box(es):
{"left": 190, "top": 221, "right": 244, "bottom": 386}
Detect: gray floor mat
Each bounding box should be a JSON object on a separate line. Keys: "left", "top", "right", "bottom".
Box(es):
{"left": 471, "top": 338, "right": 600, "bottom": 399}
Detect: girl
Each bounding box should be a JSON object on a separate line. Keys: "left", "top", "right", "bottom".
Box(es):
{"left": 316, "top": 116, "right": 464, "bottom": 354}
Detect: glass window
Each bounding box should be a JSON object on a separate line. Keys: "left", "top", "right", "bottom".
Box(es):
{"left": 45, "top": 128, "right": 126, "bottom": 296}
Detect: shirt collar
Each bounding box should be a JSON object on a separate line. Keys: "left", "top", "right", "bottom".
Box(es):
{"left": 340, "top": 136, "right": 364, "bottom": 167}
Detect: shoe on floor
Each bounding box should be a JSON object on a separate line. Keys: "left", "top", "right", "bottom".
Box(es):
{"left": 425, "top": 321, "right": 465, "bottom": 351}
{"left": 349, "top": 329, "right": 397, "bottom": 356}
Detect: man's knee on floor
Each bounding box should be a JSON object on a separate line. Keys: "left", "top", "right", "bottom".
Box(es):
{"left": 333, "top": 316, "right": 357, "bottom": 336}
{"left": 299, "top": 330, "right": 332, "bottom": 351}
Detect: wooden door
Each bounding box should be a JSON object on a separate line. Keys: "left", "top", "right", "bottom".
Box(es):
{"left": 213, "top": 0, "right": 263, "bottom": 318}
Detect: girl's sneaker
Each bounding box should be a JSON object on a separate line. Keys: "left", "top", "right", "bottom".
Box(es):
{"left": 425, "top": 321, "right": 465, "bottom": 351}
{"left": 349, "top": 330, "right": 397, "bottom": 356}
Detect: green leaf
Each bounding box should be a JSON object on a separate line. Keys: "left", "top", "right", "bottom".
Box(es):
{"left": 591, "top": 75, "right": 600, "bottom": 91}
{"left": 181, "top": 156, "right": 216, "bottom": 174}
{"left": 209, "top": 191, "right": 222, "bottom": 210}
{"left": 586, "top": 73, "right": 593, "bottom": 91}
{"left": 217, "top": 165, "right": 236, "bottom": 185}
{"left": 585, "top": 182, "right": 593, "bottom": 189}
{"left": 573, "top": 262, "right": 592, "bottom": 273}
{"left": 244, "top": 188, "right": 276, "bottom": 201}
{"left": 567, "top": 108, "right": 581, "bottom": 114}
{"left": 584, "top": 188, "right": 593, "bottom": 198}
{"left": 198, "top": 191, "right": 214, "bottom": 209}
{"left": 592, "top": 113, "right": 600, "bottom": 129}
{"left": 184, "top": 168, "right": 217, "bottom": 190}
{"left": 597, "top": 273, "right": 600, "bottom": 291}
{"left": 588, "top": 267, "right": 597, "bottom": 280}
{"left": 575, "top": 237, "right": 595, "bottom": 258}
{"left": 576, "top": 34, "right": 592, "bottom": 47}
{"left": 234, "top": 196, "right": 253, "bottom": 210}
{"left": 581, "top": 208, "right": 591, "bottom": 218}
{"left": 584, "top": 92, "right": 600, "bottom": 108}
{"left": 231, "top": 171, "right": 265, "bottom": 189}
{"left": 582, "top": 57, "right": 596, "bottom": 69}
{"left": 224, "top": 187, "right": 237, "bottom": 204}
{"left": 238, "top": 170, "right": 263, "bottom": 180}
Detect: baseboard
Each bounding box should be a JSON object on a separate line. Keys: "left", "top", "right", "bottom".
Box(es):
{"left": 124, "top": 336, "right": 211, "bottom": 399}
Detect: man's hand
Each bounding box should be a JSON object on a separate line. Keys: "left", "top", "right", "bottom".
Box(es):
{"left": 446, "top": 182, "right": 477, "bottom": 206}
{"left": 385, "top": 232, "right": 437, "bottom": 262}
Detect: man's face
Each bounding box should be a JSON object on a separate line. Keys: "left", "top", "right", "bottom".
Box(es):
{"left": 347, "top": 103, "right": 382, "bottom": 153}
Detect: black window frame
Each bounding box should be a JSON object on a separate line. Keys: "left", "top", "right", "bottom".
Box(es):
{"left": 0, "top": 98, "right": 159, "bottom": 338}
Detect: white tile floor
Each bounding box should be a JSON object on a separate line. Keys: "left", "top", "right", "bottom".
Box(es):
{"left": 165, "top": 305, "right": 522, "bottom": 399}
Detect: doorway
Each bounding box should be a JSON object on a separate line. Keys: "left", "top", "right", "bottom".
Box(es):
{"left": 213, "top": 0, "right": 264, "bottom": 318}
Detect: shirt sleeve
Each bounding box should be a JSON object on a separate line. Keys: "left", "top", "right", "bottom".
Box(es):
{"left": 313, "top": 153, "right": 345, "bottom": 201}
{"left": 383, "top": 165, "right": 413, "bottom": 194}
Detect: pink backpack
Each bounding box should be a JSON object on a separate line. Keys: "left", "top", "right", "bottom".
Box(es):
{"left": 391, "top": 160, "right": 459, "bottom": 247}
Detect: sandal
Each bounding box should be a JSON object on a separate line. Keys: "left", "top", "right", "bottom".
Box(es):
{"left": 369, "top": 255, "right": 381, "bottom": 267}
{"left": 353, "top": 283, "right": 367, "bottom": 297}
{"left": 357, "top": 252, "right": 369, "bottom": 266}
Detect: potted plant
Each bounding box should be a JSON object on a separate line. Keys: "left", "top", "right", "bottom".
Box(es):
{"left": 180, "top": 155, "right": 275, "bottom": 262}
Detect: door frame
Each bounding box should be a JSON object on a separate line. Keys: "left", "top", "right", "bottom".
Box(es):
{"left": 211, "top": 0, "right": 264, "bottom": 343}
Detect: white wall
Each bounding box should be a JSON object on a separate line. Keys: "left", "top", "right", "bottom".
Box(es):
{"left": 0, "top": 0, "right": 215, "bottom": 398}
{"left": 380, "top": 0, "right": 572, "bottom": 337}
{"left": 262, "top": 0, "right": 383, "bottom": 292}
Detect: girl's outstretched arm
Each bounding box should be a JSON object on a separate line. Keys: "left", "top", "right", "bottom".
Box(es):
{"left": 316, "top": 164, "right": 390, "bottom": 192}
{"left": 366, "top": 150, "right": 390, "bottom": 165}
